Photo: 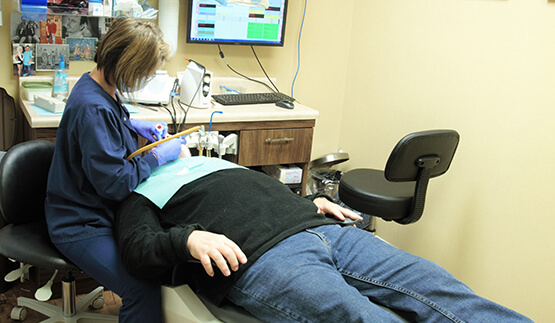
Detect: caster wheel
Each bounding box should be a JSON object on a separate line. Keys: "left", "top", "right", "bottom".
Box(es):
{"left": 10, "top": 306, "right": 27, "bottom": 321}
{"left": 90, "top": 296, "right": 105, "bottom": 310}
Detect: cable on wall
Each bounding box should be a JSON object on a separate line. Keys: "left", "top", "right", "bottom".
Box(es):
{"left": 291, "top": 0, "right": 307, "bottom": 98}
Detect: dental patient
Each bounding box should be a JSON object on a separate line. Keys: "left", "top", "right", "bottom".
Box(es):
{"left": 116, "top": 148, "right": 532, "bottom": 322}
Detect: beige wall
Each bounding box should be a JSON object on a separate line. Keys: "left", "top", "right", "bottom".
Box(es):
{"left": 340, "top": 0, "right": 554, "bottom": 322}
{"left": 1, "top": 0, "right": 552, "bottom": 321}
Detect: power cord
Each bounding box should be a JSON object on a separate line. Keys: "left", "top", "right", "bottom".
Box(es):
{"left": 176, "top": 58, "right": 206, "bottom": 132}
{"left": 160, "top": 101, "right": 176, "bottom": 132}
{"left": 166, "top": 78, "right": 180, "bottom": 131}
{"left": 250, "top": 45, "right": 279, "bottom": 93}
{"left": 217, "top": 44, "right": 277, "bottom": 93}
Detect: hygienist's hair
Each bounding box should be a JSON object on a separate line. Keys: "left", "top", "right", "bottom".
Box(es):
{"left": 94, "top": 15, "right": 171, "bottom": 94}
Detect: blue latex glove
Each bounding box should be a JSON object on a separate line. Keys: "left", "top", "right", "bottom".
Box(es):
{"left": 130, "top": 119, "right": 168, "bottom": 143}
{"left": 152, "top": 137, "right": 186, "bottom": 166}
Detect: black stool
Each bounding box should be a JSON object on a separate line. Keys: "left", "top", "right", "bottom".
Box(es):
{"left": 339, "top": 130, "right": 459, "bottom": 231}
{"left": 0, "top": 140, "right": 117, "bottom": 322}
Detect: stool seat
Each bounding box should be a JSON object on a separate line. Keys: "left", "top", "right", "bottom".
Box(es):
{"left": 0, "top": 221, "right": 79, "bottom": 273}
{"left": 339, "top": 169, "right": 415, "bottom": 221}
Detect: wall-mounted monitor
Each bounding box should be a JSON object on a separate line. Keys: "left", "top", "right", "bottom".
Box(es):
{"left": 186, "top": 0, "right": 288, "bottom": 46}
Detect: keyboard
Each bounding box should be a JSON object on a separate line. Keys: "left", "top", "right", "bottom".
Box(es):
{"left": 211, "top": 92, "right": 295, "bottom": 105}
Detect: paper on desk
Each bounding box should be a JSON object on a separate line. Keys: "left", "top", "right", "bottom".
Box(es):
{"left": 30, "top": 103, "right": 63, "bottom": 116}
{"left": 30, "top": 103, "right": 140, "bottom": 117}
{"left": 122, "top": 103, "right": 140, "bottom": 114}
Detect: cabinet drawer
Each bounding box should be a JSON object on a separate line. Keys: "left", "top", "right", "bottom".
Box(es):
{"left": 238, "top": 128, "right": 313, "bottom": 166}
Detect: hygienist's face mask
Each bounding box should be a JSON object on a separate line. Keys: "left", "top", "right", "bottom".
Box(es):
{"left": 120, "top": 74, "right": 156, "bottom": 93}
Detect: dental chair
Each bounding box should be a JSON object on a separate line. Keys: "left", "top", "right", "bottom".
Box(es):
{"left": 339, "top": 129, "right": 460, "bottom": 231}
{"left": 161, "top": 265, "right": 263, "bottom": 323}
{"left": 0, "top": 140, "right": 118, "bottom": 322}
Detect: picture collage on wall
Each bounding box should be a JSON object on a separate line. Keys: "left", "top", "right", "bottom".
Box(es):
{"left": 10, "top": 12, "right": 114, "bottom": 77}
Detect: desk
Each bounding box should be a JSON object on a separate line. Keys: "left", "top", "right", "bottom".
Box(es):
{"left": 19, "top": 76, "right": 319, "bottom": 194}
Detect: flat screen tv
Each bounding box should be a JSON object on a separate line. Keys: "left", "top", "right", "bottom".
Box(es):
{"left": 186, "top": 0, "right": 288, "bottom": 46}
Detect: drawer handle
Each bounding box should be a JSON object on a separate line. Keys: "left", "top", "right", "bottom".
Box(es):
{"left": 265, "top": 137, "right": 294, "bottom": 143}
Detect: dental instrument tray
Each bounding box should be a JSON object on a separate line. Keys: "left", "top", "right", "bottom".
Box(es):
{"left": 212, "top": 92, "right": 295, "bottom": 105}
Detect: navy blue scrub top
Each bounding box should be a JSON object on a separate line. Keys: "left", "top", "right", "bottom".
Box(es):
{"left": 45, "top": 72, "right": 159, "bottom": 244}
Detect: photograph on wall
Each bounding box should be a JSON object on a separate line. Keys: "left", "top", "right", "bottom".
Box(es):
{"left": 47, "top": 0, "right": 89, "bottom": 15}
{"left": 12, "top": 44, "right": 25, "bottom": 76}
{"left": 66, "top": 37, "right": 97, "bottom": 61}
{"left": 103, "top": 17, "right": 116, "bottom": 34}
{"left": 62, "top": 16, "right": 102, "bottom": 39}
{"left": 10, "top": 13, "right": 40, "bottom": 44}
{"left": 40, "top": 15, "right": 63, "bottom": 44}
{"left": 35, "top": 44, "right": 70, "bottom": 71}
{"left": 12, "top": 43, "right": 36, "bottom": 77}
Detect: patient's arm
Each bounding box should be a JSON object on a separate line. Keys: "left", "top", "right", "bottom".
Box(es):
{"left": 187, "top": 231, "right": 247, "bottom": 277}
{"left": 116, "top": 192, "right": 203, "bottom": 278}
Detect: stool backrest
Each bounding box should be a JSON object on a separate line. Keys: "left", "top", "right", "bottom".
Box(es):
{"left": 385, "top": 130, "right": 459, "bottom": 182}
{"left": 0, "top": 140, "right": 55, "bottom": 225}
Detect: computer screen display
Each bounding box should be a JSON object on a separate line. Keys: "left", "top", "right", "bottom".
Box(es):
{"left": 186, "top": 0, "right": 288, "bottom": 46}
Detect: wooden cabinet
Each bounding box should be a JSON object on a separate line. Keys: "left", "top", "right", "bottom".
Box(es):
{"left": 238, "top": 128, "right": 313, "bottom": 166}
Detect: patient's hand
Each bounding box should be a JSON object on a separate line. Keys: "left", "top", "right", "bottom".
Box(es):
{"left": 313, "top": 197, "right": 362, "bottom": 222}
{"left": 187, "top": 231, "right": 248, "bottom": 277}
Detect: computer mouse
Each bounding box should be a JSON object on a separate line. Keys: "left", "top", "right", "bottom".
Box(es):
{"left": 276, "top": 100, "right": 294, "bottom": 109}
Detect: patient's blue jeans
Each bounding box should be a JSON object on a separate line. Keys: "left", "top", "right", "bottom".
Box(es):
{"left": 227, "top": 225, "right": 532, "bottom": 322}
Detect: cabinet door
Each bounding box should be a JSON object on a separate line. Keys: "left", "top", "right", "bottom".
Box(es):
{"left": 238, "top": 128, "right": 313, "bottom": 166}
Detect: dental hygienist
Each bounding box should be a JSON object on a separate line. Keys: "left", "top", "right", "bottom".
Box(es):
{"left": 45, "top": 16, "right": 184, "bottom": 322}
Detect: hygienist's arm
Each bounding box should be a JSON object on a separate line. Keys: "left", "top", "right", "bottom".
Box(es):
{"left": 79, "top": 106, "right": 158, "bottom": 201}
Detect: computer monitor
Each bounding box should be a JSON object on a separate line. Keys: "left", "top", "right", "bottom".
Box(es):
{"left": 186, "top": 0, "right": 288, "bottom": 46}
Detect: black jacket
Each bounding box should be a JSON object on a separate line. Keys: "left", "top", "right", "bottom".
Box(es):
{"left": 116, "top": 168, "right": 339, "bottom": 304}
